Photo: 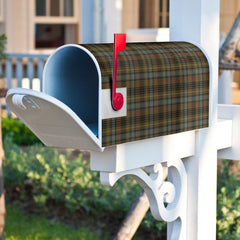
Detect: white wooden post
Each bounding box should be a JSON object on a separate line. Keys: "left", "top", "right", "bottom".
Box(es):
{"left": 218, "top": 71, "right": 233, "bottom": 104}
{"left": 6, "top": 1, "right": 228, "bottom": 239}
{"left": 170, "top": 0, "right": 219, "bottom": 239}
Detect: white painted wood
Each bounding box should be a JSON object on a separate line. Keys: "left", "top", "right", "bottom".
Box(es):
{"left": 183, "top": 127, "right": 218, "bottom": 240}
{"left": 6, "top": 88, "right": 103, "bottom": 152}
{"left": 166, "top": 159, "right": 187, "bottom": 240}
{"left": 216, "top": 119, "right": 232, "bottom": 150}
{"left": 101, "top": 88, "right": 127, "bottom": 119}
{"left": 81, "top": 1, "right": 95, "bottom": 43}
{"left": 100, "top": 160, "right": 187, "bottom": 240}
{"left": 102, "top": 0, "right": 122, "bottom": 43}
{"left": 126, "top": 28, "right": 169, "bottom": 42}
{"left": 90, "top": 130, "right": 195, "bottom": 172}
{"left": 93, "top": 0, "right": 102, "bottom": 43}
{"left": 218, "top": 71, "right": 233, "bottom": 104}
{"left": 170, "top": 0, "right": 219, "bottom": 239}
{"left": 218, "top": 104, "right": 240, "bottom": 160}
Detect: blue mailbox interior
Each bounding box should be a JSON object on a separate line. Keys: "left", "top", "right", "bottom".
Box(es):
{"left": 43, "top": 45, "right": 100, "bottom": 136}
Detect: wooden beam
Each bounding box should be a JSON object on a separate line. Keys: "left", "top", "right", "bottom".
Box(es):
{"left": 219, "top": 61, "right": 240, "bottom": 70}
{"left": 113, "top": 190, "right": 149, "bottom": 240}
{"left": 219, "top": 12, "right": 240, "bottom": 62}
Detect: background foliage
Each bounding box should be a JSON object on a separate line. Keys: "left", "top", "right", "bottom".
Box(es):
{"left": 217, "top": 160, "right": 240, "bottom": 239}
{"left": 2, "top": 117, "right": 41, "bottom": 145}
{"left": 2, "top": 117, "right": 166, "bottom": 238}
{"left": 0, "top": 34, "right": 7, "bottom": 59}
{"left": 3, "top": 116, "right": 240, "bottom": 239}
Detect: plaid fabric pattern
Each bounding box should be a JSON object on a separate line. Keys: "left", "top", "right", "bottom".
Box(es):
{"left": 82, "top": 42, "right": 209, "bottom": 147}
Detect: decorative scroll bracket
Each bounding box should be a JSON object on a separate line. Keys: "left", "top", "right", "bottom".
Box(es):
{"left": 100, "top": 158, "right": 187, "bottom": 240}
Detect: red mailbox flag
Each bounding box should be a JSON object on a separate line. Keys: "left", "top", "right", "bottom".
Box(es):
{"left": 112, "top": 33, "right": 126, "bottom": 111}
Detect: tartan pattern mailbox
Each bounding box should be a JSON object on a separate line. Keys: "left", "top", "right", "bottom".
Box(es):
{"left": 6, "top": 41, "right": 209, "bottom": 151}
{"left": 84, "top": 42, "right": 209, "bottom": 146}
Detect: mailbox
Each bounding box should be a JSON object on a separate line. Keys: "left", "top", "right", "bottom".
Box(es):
{"left": 6, "top": 40, "right": 209, "bottom": 152}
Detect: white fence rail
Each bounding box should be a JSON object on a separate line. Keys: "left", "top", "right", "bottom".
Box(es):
{"left": 0, "top": 53, "right": 49, "bottom": 92}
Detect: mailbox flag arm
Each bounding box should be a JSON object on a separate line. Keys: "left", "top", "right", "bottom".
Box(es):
{"left": 112, "top": 33, "right": 126, "bottom": 111}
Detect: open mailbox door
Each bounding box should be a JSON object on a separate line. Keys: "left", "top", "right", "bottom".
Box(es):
{"left": 6, "top": 88, "right": 103, "bottom": 151}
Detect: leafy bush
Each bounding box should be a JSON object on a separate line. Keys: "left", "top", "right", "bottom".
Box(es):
{"left": 3, "top": 135, "right": 138, "bottom": 215}
{"left": 3, "top": 135, "right": 166, "bottom": 238}
{"left": 2, "top": 117, "right": 41, "bottom": 145}
{"left": 4, "top": 118, "right": 240, "bottom": 239}
{"left": 217, "top": 160, "right": 240, "bottom": 239}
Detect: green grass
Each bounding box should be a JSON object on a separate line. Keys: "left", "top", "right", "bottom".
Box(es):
{"left": 4, "top": 205, "right": 104, "bottom": 240}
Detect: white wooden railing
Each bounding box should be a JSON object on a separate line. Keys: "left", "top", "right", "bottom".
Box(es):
{"left": 0, "top": 53, "right": 49, "bottom": 91}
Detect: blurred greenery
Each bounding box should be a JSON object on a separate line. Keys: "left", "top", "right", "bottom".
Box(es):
{"left": 0, "top": 33, "right": 7, "bottom": 59}
{"left": 217, "top": 160, "right": 240, "bottom": 239}
{"left": 2, "top": 117, "right": 41, "bottom": 145}
{"left": 4, "top": 116, "right": 240, "bottom": 239}
{"left": 3, "top": 132, "right": 166, "bottom": 239}
{"left": 4, "top": 205, "right": 103, "bottom": 240}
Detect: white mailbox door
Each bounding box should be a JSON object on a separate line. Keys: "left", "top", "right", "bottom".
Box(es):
{"left": 6, "top": 88, "right": 103, "bottom": 152}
